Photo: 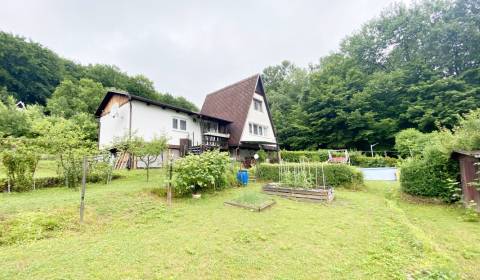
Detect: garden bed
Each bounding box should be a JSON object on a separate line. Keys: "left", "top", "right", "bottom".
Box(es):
{"left": 224, "top": 191, "right": 276, "bottom": 212}
{"left": 263, "top": 183, "right": 334, "bottom": 202}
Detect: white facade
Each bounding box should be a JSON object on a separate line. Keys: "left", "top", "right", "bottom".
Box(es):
{"left": 239, "top": 93, "right": 277, "bottom": 145}
{"left": 130, "top": 100, "right": 202, "bottom": 146}
{"left": 98, "top": 100, "right": 202, "bottom": 149}
{"left": 98, "top": 102, "right": 130, "bottom": 148}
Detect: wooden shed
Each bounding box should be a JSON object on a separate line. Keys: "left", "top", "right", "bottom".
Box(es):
{"left": 452, "top": 150, "right": 480, "bottom": 212}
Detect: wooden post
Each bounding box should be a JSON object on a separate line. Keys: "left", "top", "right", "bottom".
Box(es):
{"left": 80, "top": 156, "right": 87, "bottom": 223}
{"left": 167, "top": 154, "right": 173, "bottom": 206}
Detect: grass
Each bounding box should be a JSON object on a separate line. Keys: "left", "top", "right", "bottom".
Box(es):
{"left": 0, "top": 170, "right": 479, "bottom": 279}
{"left": 0, "top": 159, "right": 58, "bottom": 179}
{"left": 228, "top": 191, "right": 275, "bottom": 210}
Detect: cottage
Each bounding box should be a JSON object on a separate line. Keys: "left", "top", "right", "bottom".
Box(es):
{"left": 94, "top": 74, "right": 278, "bottom": 163}
{"left": 452, "top": 150, "right": 480, "bottom": 212}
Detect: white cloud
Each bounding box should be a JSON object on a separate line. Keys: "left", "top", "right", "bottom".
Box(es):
{"left": 0, "top": 0, "right": 411, "bottom": 107}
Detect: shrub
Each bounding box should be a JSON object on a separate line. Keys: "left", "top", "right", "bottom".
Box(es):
{"left": 349, "top": 154, "right": 398, "bottom": 167}
{"left": 400, "top": 147, "right": 459, "bottom": 202}
{"left": 0, "top": 140, "right": 40, "bottom": 192}
{"left": 280, "top": 150, "right": 329, "bottom": 162}
{"left": 173, "top": 150, "right": 231, "bottom": 195}
{"left": 395, "top": 128, "right": 429, "bottom": 157}
{"left": 256, "top": 163, "right": 363, "bottom": 189}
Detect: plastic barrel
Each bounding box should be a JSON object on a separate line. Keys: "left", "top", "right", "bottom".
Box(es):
{"left": 237, "top": 169, "right": 249, "bottom": 186}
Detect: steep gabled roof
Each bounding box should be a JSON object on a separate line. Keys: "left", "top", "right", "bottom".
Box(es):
{"left": 201, "top": 74, "right": 276, "bottom": 146}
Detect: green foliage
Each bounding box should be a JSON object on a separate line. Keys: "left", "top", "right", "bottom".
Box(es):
{"left": 0, "top": 138, "right": 40, "bottom": 191}
{"left": 461, "top": 201, "right": 479, "bottom": 222}
{"left": 0, "top": 211, "right": 72, "bottom": 246}
{"left": 400, "top": 150, "right": 459, "bottom": 202}
{"left": 0, "top": 176, "right": 63, "bottom": 191}
{"left": 0, "top": 94, "right": 31, "bottom": 138}
{"left": 395, "top": 129, "right": 429, "bottom": 157}
{"left": 47, "top": 78, "right": 105, "bottom": 118}
{"left": 398, "top": 109, "right": 480, "bottom": 202}
{"left": 33, "top": 117, "right": 95, "bottom": 188}
{"left": 0, "top": 31, "right": 197, "bottom": 118}
{"left": 452, "top": 109, "right": 480, "bottom": 151}
{"left": 230, "top": 191, "right": 274, "bottom": 209}
{"left": 173, "top": 150, "right": 231, "bottom": 195}
{"left": 349, "top": 154, "right": 398, "bottom": 167}
{"left": 256, "top": 163, "right": 363, "bottom": 189}
{"left": 0, "top": 32, "right": 64, "bottom": 104}
{"left": 256, "top": 149, "right": 267, "bottom": 163}
{"left": 132, "top": 136, "right": 167, "bottom": 181}
{"left": 263, "top": 1, "right": 480, "bottom": 150}
{"left": 280, "top": 150, "right": 329, "bottom": 162}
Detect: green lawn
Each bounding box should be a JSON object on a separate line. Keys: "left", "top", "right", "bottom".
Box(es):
{"left": 0, "top": 170, "right": 479, "bottom": 279}
{"left": 0, "top": 159, "right": 58, "bottom": 179}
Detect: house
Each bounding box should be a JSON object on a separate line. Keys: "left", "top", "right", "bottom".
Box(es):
{"left": 94, "top": 74, "right": 278, "bottom": 163}
{"left": 452, "top": 150, "right": 480, "bottom": 212}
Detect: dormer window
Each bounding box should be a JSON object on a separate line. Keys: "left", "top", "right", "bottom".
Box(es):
{"left": 253, "top": 99, "right": 263, "bottom": 112}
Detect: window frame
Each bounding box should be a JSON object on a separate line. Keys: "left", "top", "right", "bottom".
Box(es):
{"left": 253, "top": 99, "right": 263, "bottom": 112}
{"left": 172, "top": 117, "right": 187, "bottom": 131}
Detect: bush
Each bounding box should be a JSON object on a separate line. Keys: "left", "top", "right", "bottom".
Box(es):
{"left": 173, "top": 150, "right": 231, "bottom": 195}
{"left": 256, "top": 163, "right": 363, "bottom": 189}
{"left": 349, "top": 154, "right": 398, "bottom": 167}
{"left": 400, "top": 148, "right": 459, "bottom": 202}
{"left": 395, "top": 128, "right": 429, "bottom": 157}
{"left": 280, "top": 150, "right": 329, "bottom": 162}
{"left": 0, "top": 173, "right": 120, "bottom": 192}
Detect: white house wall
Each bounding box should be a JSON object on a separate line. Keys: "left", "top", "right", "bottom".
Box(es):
{"left": 239, "top": 93, "right": 277, "bottom": 144}
{"left": 130, "top": 100, "right": 203, "bottom": 146}
{"left": 98, "top": 102, "right": 131, "bottom": 148}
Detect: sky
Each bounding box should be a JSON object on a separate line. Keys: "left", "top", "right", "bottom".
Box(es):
{"left": 0, "top": 0, "right": 411, "bottom": 107}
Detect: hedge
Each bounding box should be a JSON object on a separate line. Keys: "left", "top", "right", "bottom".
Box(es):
{"left": 256, "top": 163, "right": 363, "bottom": 189}
{"left": 400, "top": 149, "right": 459, "bottom": 202}
{"left": 349, "top": 154, "right": 398, "bottom": 167}
{"left": 280, "top": 150, "right": 330, "bottom": 162}
{"left": 1, "top": 173, "right": 121, "bottom": 192}
{"left": 281, "top": 150, "right": 397, "bottom": 167}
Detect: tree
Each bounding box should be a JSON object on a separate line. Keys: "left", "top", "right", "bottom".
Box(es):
{"left": 47, "top": 78, "right": 105, "bottom": 118}
{"left": 33, "top": 116, "right": 95, "bottom": 188}
{"left": 262, "top": 0, "right": 480, "bottom": 151}
{"left": 134, "top": 136, "right": 168, "bottom": 181}
{"left": 0, "top": 94, "right": 31, "bottom": 137}
{"left": 0, "top": 32, "right": 198, "bottom": 112}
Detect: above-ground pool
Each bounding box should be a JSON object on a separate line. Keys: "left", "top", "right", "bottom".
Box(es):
{"left": 358, "top": 167, "right": 397, "bottom": 181}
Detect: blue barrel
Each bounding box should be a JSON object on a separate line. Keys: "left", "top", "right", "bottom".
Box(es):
{"left": 237, "top": 169, "right": 249, "bottom": 186}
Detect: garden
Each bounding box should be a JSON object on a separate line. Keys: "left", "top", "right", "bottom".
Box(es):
{"left": 1, "top": 168, "right": 479, "bottom": 279}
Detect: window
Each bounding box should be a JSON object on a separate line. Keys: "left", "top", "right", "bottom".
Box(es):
{"left": 253, "top": 99, "right": 263, "bottom": 112}
{"left": 249, "top": 123, "right": 269, "bottom": 136}
{"left": 172, "top": 118, "right": 187, "bottom": 131}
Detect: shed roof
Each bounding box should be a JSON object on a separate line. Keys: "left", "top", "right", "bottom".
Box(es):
{"left": 452, "top": 150, "right": 480, "bottom": 158}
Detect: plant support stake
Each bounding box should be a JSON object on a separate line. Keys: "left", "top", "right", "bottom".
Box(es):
{"left": 80, "top": 156, "right": 87, "bottom": 223}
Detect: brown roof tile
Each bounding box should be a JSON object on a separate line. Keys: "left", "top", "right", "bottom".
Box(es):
{"left": 201, "top": 74, "right": 260, "bottom": 146}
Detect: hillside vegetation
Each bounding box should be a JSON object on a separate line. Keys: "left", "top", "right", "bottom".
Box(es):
{"left": 262, "top": 0, "right": 480, "bottom": 150}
